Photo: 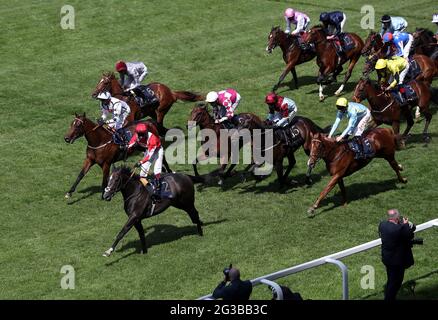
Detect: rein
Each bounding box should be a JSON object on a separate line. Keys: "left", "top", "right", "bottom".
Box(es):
{"left": 73, "top": 117, "right": 114, "bottom": 150}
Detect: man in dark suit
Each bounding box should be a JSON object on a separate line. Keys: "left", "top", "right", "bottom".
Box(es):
{"left": 212, "top": 267, "right": 252, "bottom": 300}
{"left": 378, "top": 209, "right": 416, "bottom": 300}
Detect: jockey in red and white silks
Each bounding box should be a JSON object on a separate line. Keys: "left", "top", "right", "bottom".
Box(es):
{"left": 205, "top": 89, "right": 241, "bottom": 123}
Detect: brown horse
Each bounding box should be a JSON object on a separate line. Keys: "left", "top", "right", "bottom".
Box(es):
{"left": 237, "top": 115, "right": 331, "bottom": 185}
{"left": 301, "top": 26, "right": 364, "bottom": 101}
{"left": 353, "top": 77, "right": 434, "bottom": 142}
{"left": 92, "top": 72, "right": 204, "bottom": 134}
{"left": 266, "top": 26, "right": 316, "bottom": 91}
{"left": 412, "top": 28, "right": 438, "bottom": 60}
{"left": 64, "top": 113, "right": 171, "bottom": 199}
{"left": 187, "top": 104, "right": 263, "bottom": 184}
{"left": 306, "top": 130, "right": 406, "bottom": 215}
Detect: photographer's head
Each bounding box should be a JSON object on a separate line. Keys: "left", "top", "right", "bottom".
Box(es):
{"left": 228, "top": 268, "right": 240, "bottom": 281}
{"left": 387, "top": 208, "right": 400, "bottom": 222}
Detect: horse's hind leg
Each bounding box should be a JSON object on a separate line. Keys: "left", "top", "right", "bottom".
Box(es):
{"left": 291, "top": 67, "right": 298, "bottom": 89}
{"left": 186, "top": 206, "right": 203, "bottom": 236}
{"left": 384, "top": 154, "right": 407, "bottom": 184}
{"left": 283, "top": 152, "right": 297, "bottom": 184}
{"left": 422, "top": 110, "right": 432, "bottom": 142}
{"left": 401, "top": 110, "right": 414, "bottom": 138}
{"left": 65, "top": 158, "right": 94, "bottom": 198}
{"left": 134, "top": 222, "right": 147, "bottom": 254}
{"left": 338, "top": 178, "right": 347, "bottom": 206}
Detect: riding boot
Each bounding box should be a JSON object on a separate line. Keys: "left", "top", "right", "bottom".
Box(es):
{"left": 152, "top": 176, "right": 162, "bottom": 203}
{"left": 353, "top": 136, "right": 364, "bottom": 159}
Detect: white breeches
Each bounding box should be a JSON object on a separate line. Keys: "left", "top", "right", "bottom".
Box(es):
{"left": 352, "top": 111, "right": 372, "bottom": 136}
{"left": 140, "top": 147, "right": 164, "bottom": 177}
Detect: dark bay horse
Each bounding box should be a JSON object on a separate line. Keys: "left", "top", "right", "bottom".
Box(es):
{"left": 92, "top": 72, "right": 204, "bottom": 134}
{"left": 237, "top": 115, "right": 331, "bottom": 185}
{"left": 102, "top": 166, "right": 203, "bottom": 257}
{"left": 306, "top": 130, "right": 406, "bottom": 215}
{"left": 266, "top": 26, "right": 316, "bottom": 91}
{"left": 412, "top": 28, "right": 438, "bottom": 60}
{"left": 353, "top": 77, "right": 434, "bottom": 141}
{"left": 187, "top": 104, "right": 263, "bottom": 185}
{"left": 301, "top": 26, "right": 364, "bottom": 101}
{"left": 64, "top": 113, "right": 171, "bottom": 199}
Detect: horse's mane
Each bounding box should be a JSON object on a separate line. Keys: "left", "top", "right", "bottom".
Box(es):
{"left": 102, "top": 71, "right": 116, "bottom": 78}
{"left": 415, "top": 28, "right": 435, "bottom": 38}
{"left": 119, "top": 166, "right": 140, "bottom": 180}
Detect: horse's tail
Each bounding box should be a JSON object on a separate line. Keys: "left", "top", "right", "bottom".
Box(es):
{"left": 186, "top": 174, "right": 206, "bottom": 184}
{"left": 172, "top": 91, "right": 205, "bottom": 102}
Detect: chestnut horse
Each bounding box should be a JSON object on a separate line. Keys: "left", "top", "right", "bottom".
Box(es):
{"left": 266, "top": 26, "right": 316, "bottom": 91}
{"left": 64, "top": 113, "right": 171, "bottom": 199}
{"left": 92, "top": 72, "right": 204, "bottom": 134}
{"left": 306, "top": 130, "right": 406, "bottom": 215}
{"left": 353, "top": 77, "right": 434, "bottom": 142}
{"left": 412, "top": 28, "right": 438, "bottom": 60}
{"left": 187, "top": 104, "right": 263, "bottom": 185}
{"left": 301, "top": 26, "right": 364, "bottom": 101}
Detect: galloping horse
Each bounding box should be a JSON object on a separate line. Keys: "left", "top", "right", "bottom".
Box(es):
{"left": 92, "top": 72, "right": 204, "bottom": 134}
{"left": 64, "top": 113, "right": 171, "bottom": 199}
{"left": 237, "top": 115, "right": 331, "bottom": 185}
{"left": 301, "top": 26, "right": 364, "bottom": 101}
{"left": 353, "top": 77, "right": 434, "bottom": 142}
{"left": 102, "top": 166, "right": 203, "bottom": 257}
{"left": 188, "top": 104, "right": 263, "bottom": 184}
{"left": 266, "top": 26, "right": 316, "bottom": 91}
{"left": 306, "top": 130, "right": 406, "bottom": 215}
{"left": 361, "top": 32, "right": 437, "bottom": 83}
{"left": 412, "top": 28, "right": 438, "bottom": 60}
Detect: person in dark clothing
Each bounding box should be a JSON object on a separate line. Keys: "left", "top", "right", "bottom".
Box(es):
{"left": 378, "top": 209, "right": 416, "bottom": 300}
{"left": 270, "top": 285, "right": 303, "bottom": 300}
{"left": 212, "top": 268, "right": 252, "bottom": 300}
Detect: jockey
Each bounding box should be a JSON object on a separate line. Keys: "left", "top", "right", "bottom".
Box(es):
{"left": 95, "top": 91, "right": 131, "bottom": 145}
{"left": 205, "top": 89, "right": 241, "bottom": 127}
{"left": 319, "top": 11, "right": 346, "bottom": 39}
{"left": 265, "top": 92, "right": 298, "bottom": 127}
{"left": 380, "top": 15, "right": 408, "bottom": 37}
{"left": 284, "top": 8, "right": 310, "bottom": 35}
{"left": 115, "top": 60, "right": 148, "bottom": 91}
{"left": 129, "top": 123, "right": 164, "bottom": 199}
{"left": 375, "top": 58, "right": 411, "bottom": 105}
{"left": 382, "top": 32, "right": 413, "bottom": 60}
{"left": 328, "top": 98, "right": 372, "bottom": 159}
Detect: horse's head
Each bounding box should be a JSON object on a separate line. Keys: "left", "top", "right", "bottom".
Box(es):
{"left": 301, "top": 26, "right": 324, "bottom": 44}
{"left": 353, "top": 77, "right": 372, "bottom": 102}
{"left": 362, "top": 32, "right": 382, "bottom": 56}
{"left": 64, "top": 113, "right": 87, "bottom": 144}
{"left": 92, "top": 72, "right": 117, "bottom": 98}
{"left": 266, "top": 26, "right": 283, "bottom": 53}
{"left": 102, "top": 165, "right": 132, "bottom": 201}
{"left": 307, "top": 132, "right": 330, "bottom": 168}
{"left": 188, "top": 102, "right": 211, "bottom": 129}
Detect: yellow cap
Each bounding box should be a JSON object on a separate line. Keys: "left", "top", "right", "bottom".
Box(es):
{"left": 375, "top": 59, "right": 387, "bottom": 70}
{"left": 336, "top": 97, "right": 348, "bottom": 107}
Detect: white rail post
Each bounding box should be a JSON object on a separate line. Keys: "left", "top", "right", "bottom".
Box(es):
{"left": 325, "top": 258, "right": 349, "bottom": 300}
{"left": 260, "top": 279, "right": 283, "bottom": 300}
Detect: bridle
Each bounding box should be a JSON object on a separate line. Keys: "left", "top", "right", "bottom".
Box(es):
{"left": 309, "top": 137, "right": 348, "bottom": 166}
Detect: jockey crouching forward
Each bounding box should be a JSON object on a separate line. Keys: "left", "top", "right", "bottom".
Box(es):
{"left": 284, "top": 8, "right": 310, "bottom": 35}
{"left": 95, "top": 91, "right": 131, "bottom": 147}
{"left": 320, "top": 11, "right": 347, "bottom": 64}
{"left": 380, "top": 15, "right": 408, "bottom": 37}
{"left": 375, "top": 58, "right": 410, "bottom": 106}
{"left": 129, "top": 123, "right": 164, "bottom": 201}
{"left": 328, "top": 98, "right": 372, "bottom": 159}
{"left": 205, "top": 89, "right": 241, "bottom": 129}
{"left": 265, "top": 92, "right": 297, "bottom": 127}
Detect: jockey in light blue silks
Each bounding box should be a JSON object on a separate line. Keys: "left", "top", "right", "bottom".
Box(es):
{"left": 328, "top": 98, "right": 372, "bottom": 158}
{"left": 380, "top": 15, "right": 408, "bottom": 37}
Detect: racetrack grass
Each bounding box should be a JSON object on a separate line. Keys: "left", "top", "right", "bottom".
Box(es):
{"left": 0, "top": 0, "right": 437, "bottom": 299}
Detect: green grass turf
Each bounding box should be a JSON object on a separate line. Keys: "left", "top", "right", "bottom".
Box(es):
{"left": 0, "top": 0, "right": 437, "bottom": 299}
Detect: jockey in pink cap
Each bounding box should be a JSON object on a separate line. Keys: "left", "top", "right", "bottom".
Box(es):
{"left": 284, "top": 8, "right": 310, "bottom": 35}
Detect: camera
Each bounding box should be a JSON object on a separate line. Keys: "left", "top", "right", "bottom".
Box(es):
{"left": 223, "top": 264, "right": 232, "bottom": 280}
{"left": 411, "top": 238, "right": 424, "bottom": 245}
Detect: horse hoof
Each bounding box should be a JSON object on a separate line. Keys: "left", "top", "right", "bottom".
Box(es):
{"left": 423, "top": 135, "right": 431, "bottom": 143}
{"left": 103, "top": 248, "right": 113, "bottom": 257}
{"left": 305, "top": 177, "right": 313, "bottom": 185}
{"left": 335, "top": 90, "right": 343, "bottom": 96}
{"left": 65, "top": 193, "right": 72, "bottom": 199}
{"left": 398, "top": 164, "right": 403, "bottom": 171}
{"left": 307, "top": 207, "right": 315, "bottom": 215}
{"left": 218, "top": 179, "right": 223, "bottom": 186}
{"left": 319, "top": 96, "right": 325, "bottom": 102}
{"left": 401, "top": 177, "right": 408, "bottom": 184}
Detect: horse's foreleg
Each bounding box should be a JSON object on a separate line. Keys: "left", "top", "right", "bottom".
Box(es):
{"left": 65, "top": 158, "right": 94, "bottom": 198}
{"left": 422, "top": 110, "right": 432, "bottom": 142}
{"left": 274, "top": 61, "right": 296, "bottom": 91}
{"left": 134, "top": 222, "right": 147, "bottom": 254}
{"left": 401, "top": 111, "right": 414, "bottom": 137}
{"left": 283, "top": 153, "right": 297, "bottom": 184}
{"left": 319, "top": 84, "right": 327, "bottom": 102}
{"left": 103, "top": 215, "right": 139, "bottom": 257}
{"left": 338, "top": 178, "right": 347, "bottom": 206}
{"left": 335, "top": 56, "right": 359, "bottom": 96}
{"left": 308, "top": 174, "right": 341, "bottom": 215}
{"left": 384, "top": 154, "right": 407, "bottom": 184}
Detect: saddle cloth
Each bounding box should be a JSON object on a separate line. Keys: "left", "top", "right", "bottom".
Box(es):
{"left": 133, "top": 85, "right": 159, "bottom": 108}
{"left": 347, "top": 137, "right": 375, "bottom": 159}
{"left": 274, "top": 121, "right": 304, "bottom": 148}
{"left": 340, "top": 33, "right": 355, "bottom": 52}
{"left": 112, "top": 129, "right": 132, "bottom": 145}
{"left": 390, "top": 83, "right": 417, "bottom": 105}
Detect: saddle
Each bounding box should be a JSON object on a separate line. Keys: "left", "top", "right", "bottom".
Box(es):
{"left": 112, "top": 128, "right": 132, "bottom": 146}
{"left": 339, "top": 33, "right": 355, "bottom": 52}
{"left": 390, "top": 83, "right": 417, "bottom": 106}
{"left": 347, "top": 136, "right": 375, "bottom": 160}
{"left": 273, "top": 120, "right": 304, "bottom": 149}
{"left": 131, "top": 85, "right": 159, "bottom": 109}
{"left": 146, "top": 178, "right": 174, "bottom": 205}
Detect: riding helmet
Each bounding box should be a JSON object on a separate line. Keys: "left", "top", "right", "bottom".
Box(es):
{"left": 115, "top": 60, "right": 127, "bottom": 72}
{"left": 335, "top": 97, "right": 348, "bottom": 108}
{"left": 285, "top": 8, "right": 295, "bottom": 18}
{"left": 381, "top": 15, "right": 391, "bottom": 23}
{"left": 382, "top": 32, "right": 394, "bottom": 43}
{"left": 265, "top": 92, "right": 278, "bottom": 104}
{"left": 206, "top": 91, "right": 219, "bottom": 103}
{"left": 375, "top": 59, "right": 388, "bottom": 70}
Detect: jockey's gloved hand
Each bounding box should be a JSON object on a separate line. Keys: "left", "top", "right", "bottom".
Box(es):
{"left": 97, "top": 119, "right": 105, "bottom": 126}
{"left": 134, "top": 162, "right": 142, "bottom": 168}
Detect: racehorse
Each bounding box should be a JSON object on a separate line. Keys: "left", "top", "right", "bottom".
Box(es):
{"left": 353, "top": 77, "right": 434, "bottom": 142}
{"left": 266, "top": 26, "right": 316, "bottom": 91}
{"left": 187, "top": 104, "right": 263, "bottom": 185}
{"left": 361, "top": 32, "right": 386, "bottom": 58}
{"left": 237, "top": 115, "right": 331, "bottom": 185}
{"left": 64, "top": 113, "right": 171, "bottom": 199}
{"left": 102, "top": 166, "right": 203, "bottom": 257}
{"left": 301, "top": 25, "right": 364, "bottom": 101}
{"left": 306, "top": 129, "right": 407, "bottom": 215}
{"left": 92, "top": 72, "right": 204, "bottom": 134}
{"left": 412, "top": 28, "right": 438, "bottom": 60}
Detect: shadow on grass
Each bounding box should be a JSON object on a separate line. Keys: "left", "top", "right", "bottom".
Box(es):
{"left": 273, "top": 75, "right": 318, "bottom": 92}
{"left": 66, "top": 186, "right": 102, "bottom": 205}
{"left": 104, "top": 219, "right": 227, "bottom": 265}
{"left": 359, "top": 269, "right": 438, "bottom": 300}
